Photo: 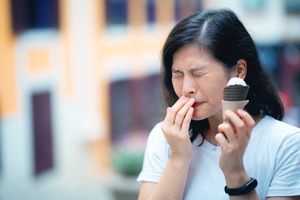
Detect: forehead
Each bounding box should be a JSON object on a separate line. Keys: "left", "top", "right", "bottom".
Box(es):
{"left": 172, "top": 44, "right": 216, "bottom": 69}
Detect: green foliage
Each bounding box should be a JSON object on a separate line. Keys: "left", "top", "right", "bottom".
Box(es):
{"left": 111, "top": 150, "right": 144, "bottom": 176}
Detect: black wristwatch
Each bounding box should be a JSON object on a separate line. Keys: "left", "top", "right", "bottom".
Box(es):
{"left": 224, "top": 177, "right": 258, "bottom": 196}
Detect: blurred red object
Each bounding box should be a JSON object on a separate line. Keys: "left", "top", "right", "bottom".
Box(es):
{"left": 279, "top": 89, "right": 293, "bottom": 112}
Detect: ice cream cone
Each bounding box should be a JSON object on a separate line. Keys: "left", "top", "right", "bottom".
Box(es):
{"left": 222, "top": 100, "right": 249, "bottom": 122}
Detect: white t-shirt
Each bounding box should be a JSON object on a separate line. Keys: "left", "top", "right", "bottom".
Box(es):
{"left": 137, "top": 116, "right": 300, "bottom": 199}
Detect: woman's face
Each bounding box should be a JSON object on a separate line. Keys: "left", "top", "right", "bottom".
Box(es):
{"left": 171, "top": 44, "right": 231, "bottom": 121}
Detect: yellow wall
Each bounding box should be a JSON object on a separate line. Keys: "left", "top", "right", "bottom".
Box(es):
{"left": 0, "top": 0, "right": 17, "bottom": 116}
{"left": 94, "top": 0, "right": 174, "bottom": 172}
{"left": 129, "top": 0, "right": 146, "bottom": 28}
{"left": 0, "top": 0, "right": 174, "bottom": 172}
{"left": 157, "top": 0, "right": 174, "bottom": 26}
{"left": 28, "top": 49, "right": 50, "bottom": 72}
{"left": 60, "top": 0, "right": 73, "bottom": 97}
{"left": 92, "top": 0, "right": 174, "bottom": 172}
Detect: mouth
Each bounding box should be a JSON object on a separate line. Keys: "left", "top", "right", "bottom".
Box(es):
{"left": 192, "top": 102, "right": 202, "bottom": 108}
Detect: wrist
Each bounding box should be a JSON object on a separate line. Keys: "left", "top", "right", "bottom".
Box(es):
{"left": 225, "top": 177, "right": 258, "bottom": 196}
{"left": 224, "top": 169, "right": 250, "bottom": 188}
{"left": 169, "top": 154, "right": 192, "bottom": 166}
{"left": 170, "top": 150, "right": 193, "bottom": 162}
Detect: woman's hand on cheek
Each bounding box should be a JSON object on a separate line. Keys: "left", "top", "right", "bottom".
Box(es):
{"left": 161, "top": 96, "right": 195, "bottom": 162}
{"left": 215, "top": 109, "right": 255, "bottom": 185}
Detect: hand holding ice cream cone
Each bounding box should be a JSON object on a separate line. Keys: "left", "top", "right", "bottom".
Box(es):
{"left": 222, "top": 77, "right": 249, "bottom": 122}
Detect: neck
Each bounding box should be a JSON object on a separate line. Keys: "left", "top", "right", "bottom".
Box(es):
{"left": 204, "top": 113, "right": 263, "bottom": 146}
{"left": 203, "top": 115, "right": 222, "bottom": 146}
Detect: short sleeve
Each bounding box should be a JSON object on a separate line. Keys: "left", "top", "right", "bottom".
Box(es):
{"left": 267, "top": 132, "right": 300, "bottom": 197}
{"left": 137, "top": 122, "right": 169, "bottom": 183}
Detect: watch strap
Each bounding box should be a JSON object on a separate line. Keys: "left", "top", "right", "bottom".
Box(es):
{"left": 224, "top": 177, "right": 258, "bottom": 196}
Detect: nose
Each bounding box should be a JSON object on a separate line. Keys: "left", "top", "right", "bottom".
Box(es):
{"left": 182, "top": 76, "right": 196, "bottom": 96}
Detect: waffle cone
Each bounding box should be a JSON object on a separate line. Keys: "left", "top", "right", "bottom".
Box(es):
{"left": 222, "top": 100, "right": 249, "bottom": 122}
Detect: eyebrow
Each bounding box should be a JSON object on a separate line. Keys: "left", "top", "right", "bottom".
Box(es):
{"left": 172, "top": 67, "right": 206, "bottom": 73}
{"left": 171, "top": 69, "right": 182, "bottom": 73}
{"left": 189, "top": 67, "right": 205, "bottom": 73}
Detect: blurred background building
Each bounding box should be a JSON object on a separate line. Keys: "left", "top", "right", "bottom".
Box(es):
{"left": 0, "top": 0, "right": 299, "bottom": 199}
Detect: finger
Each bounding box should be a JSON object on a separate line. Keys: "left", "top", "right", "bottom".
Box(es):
{"left": 181, "top": 107, "right": 194, "bottom": 134}
{"left": 224, "top": 110, "right": 246, "bottom": 139}
{"left": 166, "top": 107, "right": 170, "bottom": 114}
{"left": 237, "top": 109, "right": 256, "bottom": 137}
{"left": 171, "top": 96, "right": 190, "bottom": 111}
{"left": 164, "top": 96, "right": 189, "bottom": 125}
{"left": 215, "top": 133, "right": 228, "bottom": 149}
{"left": 174, "top": 98, "right": 195, "bottom": 126}
{"left": 218, "top": 123, "right": 236, "bottom": 143}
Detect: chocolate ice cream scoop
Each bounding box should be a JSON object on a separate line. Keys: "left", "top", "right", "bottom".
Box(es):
{"left": 223, "top": 77, "right": 249, "bottom": 101}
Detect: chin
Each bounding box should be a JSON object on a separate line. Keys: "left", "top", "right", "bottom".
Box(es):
{"left": 192, "top": 109, "right": 220, "bottom": 121}
{"left": 191, "top": 114, "right": 207, "bottom": 121}
{"left": 191, "top": 118, "right": 206, "bottom": 121}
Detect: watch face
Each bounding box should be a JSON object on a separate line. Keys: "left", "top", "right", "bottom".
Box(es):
{"left": 225, "top": 178, "right": 258, "bottom": 196}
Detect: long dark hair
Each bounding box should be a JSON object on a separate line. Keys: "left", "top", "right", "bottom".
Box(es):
{"left": 161, "top": 9, "right": 284, "bottom": 143}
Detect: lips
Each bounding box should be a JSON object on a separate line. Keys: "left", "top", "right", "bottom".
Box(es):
{"left": 192, "top": 102, "right": 202, "bottom": 108}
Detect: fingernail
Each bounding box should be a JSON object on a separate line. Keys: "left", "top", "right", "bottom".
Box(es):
{"left": 224, "top": 110, "right": 231, "bottom": 115}
{"left": 189, "top": 98, "right": 194, "bottom": 102}
{"left": 181, "top": 96, "right": 188, "bottom": 100}
{"left": 222, "top": 132, "right": 228, "bottom": 139}
{"left": 237, "top": 109, "right": 244, "bottom": 114}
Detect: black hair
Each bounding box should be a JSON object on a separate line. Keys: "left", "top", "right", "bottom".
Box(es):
{"left": 161, "top": 9, "right": 284, "bottom": 143}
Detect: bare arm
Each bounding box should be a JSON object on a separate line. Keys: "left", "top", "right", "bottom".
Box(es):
{"left": 138, "top": 156, "right": 191, "bottom": 200}
{"left": 217, "top": 109, "right": 259, "bottom": 200}
{"left": 267, "top": 197, "right": 300, "bottom": 200}
{"left": 138, "top": 182, "right": 156, "bottom": 200}
{"left": 217, "top": 110, "right": 300, "bottom": 200}
{"left": 138, "top": 96, "right": 195, "bottom": 200}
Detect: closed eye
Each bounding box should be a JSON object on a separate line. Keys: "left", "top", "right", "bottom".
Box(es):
{"left": 172, "top": 69, "right": 184, "bottom": 79}
{"left": 193, "top": 72, "right": 206, "bottom": 77}
{"left": 172, "top": 72, "right": 184, "bottom": 79}
{"left": 190, "top": 67, "right": 208, "bottom": 77}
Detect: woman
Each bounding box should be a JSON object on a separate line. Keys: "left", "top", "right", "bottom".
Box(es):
{"left": 137, "top": 9, "right": 300, "bottom": 200}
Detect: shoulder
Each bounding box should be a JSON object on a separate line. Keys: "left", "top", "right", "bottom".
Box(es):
{"left": 137, "top": 122, "right": 169, "bottom": 183}
{"left": 256, "top": 115, "right": 300, "bottom": 132}
{"left": 148, "top": 121, "right": 165, "bottom": 140}
{"left": 249, "top": 115, "right": 300, "bottom": 156}
{"left": 247, "top": 116, "right": 300, "bottom": 198}
{"left": 259, "top": 117, "right": 300, "bottom": 197}
{"left": 146, "top": 121, "right": 168, "bottom": 149}
{"left": 253, "top": 115, "right": 300, "bottom": 141}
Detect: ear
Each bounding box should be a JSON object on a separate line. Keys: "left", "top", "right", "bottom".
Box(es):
{"left": 232, "top": 59, "right": 247, "bottom": 79}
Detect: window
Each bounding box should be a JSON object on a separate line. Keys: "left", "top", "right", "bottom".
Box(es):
{"left": 10, "top": 0, "right": 59, "bottom": 34}
{"left": 242, "top": 0, "right": 265, "bottom": 10}
{"left": 147, "top": 0, "right": 156, "bottom": 24}
{"left": 285, "top": 0, "right": 300, "bottom": 14}
{"left": 105, "top": 0, "right": 128, "bottom": 26}
{"left": 109, "top": 74, "right": 162, "bottom": 144}
{"left": 175, "top": 0, "right": 202, "bottom": 21}
{"left": 31, "top": 91, "right": 54, "bottom": 175}
{"left": 258, "top": 46, "right": 280, "bottom": 84}
{"left": 292, "top": 71, "right": 300, "bottom": 108}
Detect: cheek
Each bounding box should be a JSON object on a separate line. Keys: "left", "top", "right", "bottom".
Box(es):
{"left": 208, "top": 76, "right": 228, "bottom": 95}
{"left": 202, "top": 80, "right": 225, "bottom": 103}
{"left": 172, "top": 80, "right": 182, "bottom": 96}
{"left": 212, "top": 86, "right": 225, "bottom": 98}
